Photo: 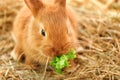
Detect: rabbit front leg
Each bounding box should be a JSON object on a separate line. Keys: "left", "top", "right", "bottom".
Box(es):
{"left": 11, "top": 44, "right": 24, "bottom": 62}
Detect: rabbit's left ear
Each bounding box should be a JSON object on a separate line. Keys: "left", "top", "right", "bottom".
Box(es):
{"left": 24, "top": 0, "right": 45, "bottom": 16}
{"left": 55, "top": 0, "right": 66, "bottom": 8}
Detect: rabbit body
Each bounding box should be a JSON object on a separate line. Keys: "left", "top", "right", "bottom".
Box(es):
{"left": 11, "top": 0, "right": 79, "bottom": 68}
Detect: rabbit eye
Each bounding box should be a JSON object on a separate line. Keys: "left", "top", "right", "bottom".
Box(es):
{"left": 41, "top": 29, "right": 46, "bottom": 36}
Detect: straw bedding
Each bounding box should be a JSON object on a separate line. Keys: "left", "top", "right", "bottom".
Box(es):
{"left": 0, "top": 0, "right": 120, "bottom": 80}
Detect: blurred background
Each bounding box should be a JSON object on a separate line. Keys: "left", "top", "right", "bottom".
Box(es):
{"left": 0, "top": 0, "right": 120, "bottom": 80}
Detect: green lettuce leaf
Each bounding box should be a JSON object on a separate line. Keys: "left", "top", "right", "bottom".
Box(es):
{"left": 50, "top": 49, "right": 76, "bottom": 74}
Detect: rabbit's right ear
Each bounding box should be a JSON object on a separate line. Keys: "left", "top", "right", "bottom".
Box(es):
{"left": 24, "top": 0, "right": 44, "bottom": 16}
{"left": 55, "top": 0, "right": 66, "bottom": 8}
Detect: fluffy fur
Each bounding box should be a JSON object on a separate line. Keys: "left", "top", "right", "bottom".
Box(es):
{"left": 11, "top": 0, "right": 79, "bottom": 68}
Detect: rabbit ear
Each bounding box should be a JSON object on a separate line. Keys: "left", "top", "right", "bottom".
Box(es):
{"left": 55, "top": 0, "right": 66, "bottom": 7}
{"left": 24, "top": 0, "right": 44, "bottom": 15}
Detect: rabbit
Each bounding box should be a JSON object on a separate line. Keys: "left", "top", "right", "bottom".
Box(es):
{"left": 11, "top": 0, "right": 80, "bottom": 69}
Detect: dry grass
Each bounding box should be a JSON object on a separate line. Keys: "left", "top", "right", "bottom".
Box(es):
{"left": 0, "top": 0, "right": 120, "bottom": 80}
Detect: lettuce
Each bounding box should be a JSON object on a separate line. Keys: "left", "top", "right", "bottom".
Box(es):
{"left": 50, "top": 49, "right": 76, "bottom": 73}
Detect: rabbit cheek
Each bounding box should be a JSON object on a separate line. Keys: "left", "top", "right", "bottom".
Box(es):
{"left": 41, "top": 47, "right": 54, "bottom": 58}
{"left": 28, "top": 28, "right": 43, "bottom": 49}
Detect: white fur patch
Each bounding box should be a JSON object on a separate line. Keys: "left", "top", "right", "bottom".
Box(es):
{"left": 10, "top": 50, "right": 18, "bottom": 60}
{"left": 11, "top": 32, "right": 17, "bottom": 43}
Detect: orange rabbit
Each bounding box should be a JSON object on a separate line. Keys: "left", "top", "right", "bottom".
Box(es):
{"left": 11, "top": 0, "right": 80, "bottom": 68}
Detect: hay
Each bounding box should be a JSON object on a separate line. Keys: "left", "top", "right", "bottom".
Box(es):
{"left": 0, "top": 0, "right": 120, "bottom": 80}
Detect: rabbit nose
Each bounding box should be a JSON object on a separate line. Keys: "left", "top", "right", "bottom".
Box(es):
{"left": 55, "top": 49, "right": 61, "bottom": 56}
{"left": 53, "top": 48, "right": 62, "bottom": 56}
